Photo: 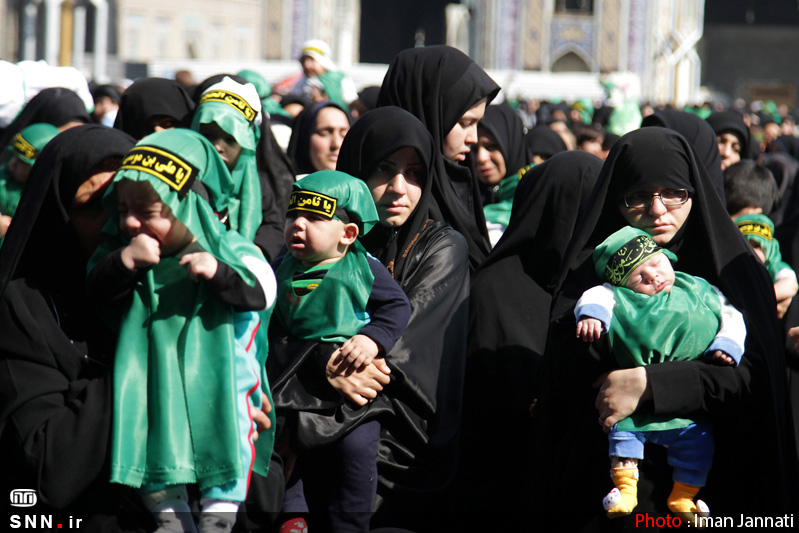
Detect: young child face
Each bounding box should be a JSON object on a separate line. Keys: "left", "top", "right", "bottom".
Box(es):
{"left": 623, "top": 252, "right": 676, "bottom": 296}
{"left": 8, "top": 155, "right": 32, "bottom": 184}
{"left": 199, "top": 122, "right": 243, "bottom": 171}
{"left": 284, "top": 211, "right": 350, "bottom": 266}
{"left": 116, "top": 180, "right": 194, "bottom": 256}
{"left": 748, "top": 240, "right": 767, "bottom": 264}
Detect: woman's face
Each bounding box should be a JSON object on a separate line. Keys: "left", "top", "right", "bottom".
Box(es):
{"left": 617, "top": 187, "right": 692, "bottom": 245}
{"left": 443, "top": 98, "right": 487, "bottom": 162}
{"left": 366, "top": 146, "right": 425, "bottom": 228}
{"left": 70, "top": 162, "right": 119, "bottom": 253}
{"left": 717, "top": 132, "right": 741, "bottom": 170}
{"left": 309, "top": 107, "right": 349, "bottom": 171}
{"left": 475, "top": 126, "right": 507, "bottom": 185}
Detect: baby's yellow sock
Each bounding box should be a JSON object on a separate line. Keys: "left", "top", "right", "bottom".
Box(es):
{"left": 667, "top": 481, "right": 703, "bottom": 524}
{"left": 605, "top": 467, "right": 639, "bottom": 518}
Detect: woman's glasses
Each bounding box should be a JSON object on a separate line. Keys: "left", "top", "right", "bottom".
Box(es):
{"left": 622, "top": 189, "right": 691, "bottom": 209}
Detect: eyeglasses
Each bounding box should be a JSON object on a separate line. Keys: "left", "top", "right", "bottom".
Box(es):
{"left": 622, "top": 189, "right": 691, "bottom": 209}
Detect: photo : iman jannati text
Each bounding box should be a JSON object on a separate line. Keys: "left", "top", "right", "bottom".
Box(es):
{"left": 694, "top": 514, "right": 794, "bottom": 528}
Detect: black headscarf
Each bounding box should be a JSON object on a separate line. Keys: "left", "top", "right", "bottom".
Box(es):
{"left": 641, "top": 109, "right": 725, "bottom": 203}
{"left": 477, "top": 103, "right": 531, "bottom": 178}
{"left": 336, "top": 106, "right": 436, "bottom": 280}
{"left": 377, "top": 45, "right": 500, "bottom": 270}
{"left": 540, "top": 127, "right": 794, "bottom": 524}
{"left": 461, "top": 151, "right": 603, "bottom": 513}
{"left": 526, "top": 124, "right": 568, "bottom": 159}
{"left": 113, "top": 77, "right": 195, "bottom": 140}
{"left": 0, "top": 125, "right": 136, "bottom": 302}
{"left": 0, "top": 88, "right": 91, "bottom": 151}
{"left": 706, "top": 110, "right": 753, "bottom": 160}
{"left": 286, "top": 100, "right": 350, "bottom": 175}
{"left": 475, "top": 150, "right": 603, "bottom": 355}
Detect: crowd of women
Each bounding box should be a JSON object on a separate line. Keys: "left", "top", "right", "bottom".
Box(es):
{"left": 1, "top": 43, "right": 798, "bottom": 533}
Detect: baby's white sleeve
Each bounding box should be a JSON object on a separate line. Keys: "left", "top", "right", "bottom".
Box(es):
{"left": 705, "top": 285, "right": 746, "bottom": 365}
{"left": 574, "top": 284, "right": 616, "bottom": 333}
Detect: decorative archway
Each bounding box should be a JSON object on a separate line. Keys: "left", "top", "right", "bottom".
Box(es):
{"left": 551, "top": 50, "right": 590, "bottom": 72}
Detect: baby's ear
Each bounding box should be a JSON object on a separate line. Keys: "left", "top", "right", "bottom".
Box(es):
{"left": 340, "top": 222, "right": 359, "bottom": 245}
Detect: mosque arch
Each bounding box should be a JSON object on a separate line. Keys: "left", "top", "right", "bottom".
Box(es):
{"left": 551, "top": 50, "right": 591, "bottom": 72}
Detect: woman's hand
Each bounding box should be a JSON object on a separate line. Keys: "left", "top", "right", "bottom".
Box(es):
{"left": 594, "top": 367, "right": 651, "bottom": 433}
{"left": 326, "top": 352, "right": 391, "bottom": 407}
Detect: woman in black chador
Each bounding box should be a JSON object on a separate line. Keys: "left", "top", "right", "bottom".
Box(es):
{"left": 535, "top": 127, "right": 797, "bottom": 530}
{"left": 377, "top": 45, "right": 500, "bottom": 271}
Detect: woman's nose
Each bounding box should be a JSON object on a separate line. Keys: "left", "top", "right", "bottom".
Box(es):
{"left": 390, "top": 174, "right": 408, "bottom": 194}
{"left": 476, "top": 145, "right": 489, "bottom": 163}
{"left": 648, "top": 196, "right": 668, "bottom": 216}
{"left": 465, "top": 124, "right": 479, "bottom": 145}
{"left": 331, "top": 132, "right": 344, "bottom": 150}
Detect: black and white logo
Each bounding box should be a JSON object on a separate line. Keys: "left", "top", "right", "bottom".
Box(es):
{"left": 10, "top": 490, "right": 37, "bottom": 508}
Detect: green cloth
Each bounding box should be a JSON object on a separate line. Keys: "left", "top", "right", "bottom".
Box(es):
{"left": 90, "top": 129, "right": 274, "bottom": 489}
{"left": 483, "top": 167, "right": 528, "bottom": 227}
{"left": 192, "top": 88, "right": 263, "bottom": 241}
{"left": 7, "top": 123, "right": 59, "bottom": 165}
{"left": 734, "top": 213, "right": 794, "bottom": 283}
{"left": 0, "top": 164, "right": 24, "bottom": 217}
{"left": 236, "top": 69, "right": 290, "bottom": 118}
{"left": 317, "top": 70, "right": 349, "bottom": 110}
{"left": 611, "top": 272, "right": 721, "bottom": 432}
{"left": 275, "top": 243, "right": 374, "bottom": 343}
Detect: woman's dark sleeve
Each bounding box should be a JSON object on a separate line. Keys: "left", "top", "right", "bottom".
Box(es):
{"left": 385, "top": 226, "right": 470, "bottom": 419}
{"left": 253, "top": 171, "right": 286, "bottom": 262}
{"left": 204, "top": 261, "right": 267, "bottom": 311}
{"left": 85, "top": 248, "right": 140, "bottom": 305}
{"left": 0, "top": 283, "right": 113, "bottom": 510}
{"left": 647, "top": 355, "right": 752, "bottom": 420}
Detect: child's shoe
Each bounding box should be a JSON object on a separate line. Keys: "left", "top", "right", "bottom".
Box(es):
{"left": 667, "top": 481, "right": 710, "bottom": 528}
{"left": 154, "top": 511, "right": 197, "bottom": 533}
{"left": 604, "top": 467, "right": 639, "bottom": 517}
{"left": 199, "top": 512, "right": 236, "bottom": 533}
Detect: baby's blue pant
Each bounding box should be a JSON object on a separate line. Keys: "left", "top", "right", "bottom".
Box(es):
{"left": 608, "top": 422, "right": 714, "bottom": 487}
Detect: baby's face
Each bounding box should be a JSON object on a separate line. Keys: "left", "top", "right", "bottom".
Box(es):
{"left": 116, "top": 180, "right": 194, "bottom": 256}
{"left": 623, "top": 252, "right": 675, "bottom": 296}
{"left": 284, "top": 211, "right": 347, "bottom": 266}
{"left": 748, "top": 241, "right": 767, "bottom": 264}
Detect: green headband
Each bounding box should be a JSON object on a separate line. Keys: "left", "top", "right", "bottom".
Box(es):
{"left": 594, "top": 226, "right": 677, "bottom": 286}
{"left": 289, "top": 170, "right": 379, "bottom": 234}
{"left": 8, "top": 123, "right": 60, "bottom": 165}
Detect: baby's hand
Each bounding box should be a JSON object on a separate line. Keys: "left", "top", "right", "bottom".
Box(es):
{"left": 335, "top": 334, "right": 380, "bottom": 372}
{"left": 709, "top": 350, "right": 735, "bottom": 366}
{"left": 121, "top": 233, "right": 161, "bottom": 270}
{"left": 180, "top": 252, "right": 218, "bottom": 282}
{"left": 576, "top": 317, "right": 603, "bottom": 342}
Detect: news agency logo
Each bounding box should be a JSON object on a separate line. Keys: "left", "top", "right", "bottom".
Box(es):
{"left": 10, "top": 490, "right": 36, "bottom": 508}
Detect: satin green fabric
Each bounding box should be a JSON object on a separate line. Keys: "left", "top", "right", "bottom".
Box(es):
{"left": 191, "top": 101, "right": 263, "bottom": 242}
{"left": 611, "top": 272, "right": 722, "bottom": 432}
{"left": 90, "top": 129, "right": 274, "bottom": 489}
{"left": 275, "top": 242, "right": 374, "bottom": 343}
{"left": 317, "top": 70, "right": 349, "bottom": 109}
{"left": 483, "top": 171, "right": 522, "bottom": 228}
{"left": 0, "top": 164, "right": 23, "bottom": 217}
